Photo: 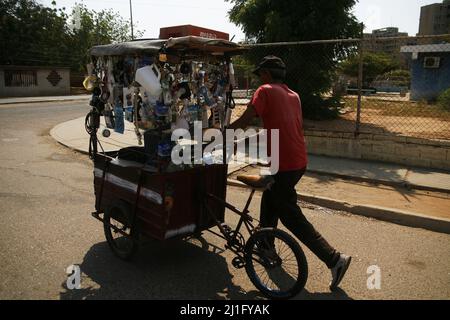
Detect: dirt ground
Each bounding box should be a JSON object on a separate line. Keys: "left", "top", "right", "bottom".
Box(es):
{"left": 232, "top": 103, "right": 450, "bottom": 140}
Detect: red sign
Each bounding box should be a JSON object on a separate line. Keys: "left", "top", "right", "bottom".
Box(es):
{"left": 159, "top": 25, "right": 229, "bottom": 41}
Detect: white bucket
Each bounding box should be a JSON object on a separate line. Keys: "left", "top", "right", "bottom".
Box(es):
{"left": 135, "top": 64, "right": 162, "bottom": 97}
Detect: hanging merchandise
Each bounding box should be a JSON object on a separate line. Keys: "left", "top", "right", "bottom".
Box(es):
{"left": 123, "top": 57, "right": 135, "bottom": 87}
{"left": 163, "top": 90, "right": 173, "bottom": 105}
{"left": 135, "top": 64, "right": 162, "bottom": 98}
{"left": 139, "top": 104, "right": 155, "bottom": 130}
{"left": 123, "top": 87, "right": 134, "bottom": 122}
{"left": 112, "top": 84, "right": 123, "bottom": 107}
{"left": 106, "top": 58, "right": 116, "bottom": 105}
{"left": 114, "top": 101, "right": 124, "bottom": 134}
{"left": 104, "top": 104, "right": 115, "bottom": 129}
{"left": 157, "top": 133, "right": 173, "bottom": 158}
{"left": 178, "top": 81, "right": 191, "bottom": 100}
{"left": 187, "top": 104, "right": 201, "bottom": 124}
{"left": 154, "top": 101, "right": 171, "bottom": 130}
{"left": 88, "top": 37, "right": 242, "bottom": 170}
{"left": 83, "top": 75, "right": 98, "bottom": 92}
{"left": 172, "top": 116, "right": 190, "bottom": 132}
{"left": 158, "top": 141, "right": 172, "bottom": 158}
{"left": 199, "top": 85, "right": 213, "bottom": 106}
{"left": 161, "top": 68, "right": 175, "bottom": 105}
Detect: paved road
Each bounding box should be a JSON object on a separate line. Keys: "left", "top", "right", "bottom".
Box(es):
{"left": 0, "top": 101, "right": 449, "bottom": 300}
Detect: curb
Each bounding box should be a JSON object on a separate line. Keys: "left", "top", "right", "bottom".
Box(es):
{"left": 227, "top": 179, "right": 450, "bottom": 235}
{"left": 49, "top": 124, "right": 90, "bottom": 156}
{"left": 0, "top": 97, "right": 90, "bottom": 106}
{"left": 307, "top": 169, "right": 450, "bottom": 195}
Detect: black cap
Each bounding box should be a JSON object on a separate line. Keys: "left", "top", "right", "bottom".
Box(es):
{"left": 253, "top": 55, "right": 286, "bottom": 76}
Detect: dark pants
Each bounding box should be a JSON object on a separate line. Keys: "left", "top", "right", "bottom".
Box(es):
{"left": 260, "top": 169, "right": 340, "bottom": 269}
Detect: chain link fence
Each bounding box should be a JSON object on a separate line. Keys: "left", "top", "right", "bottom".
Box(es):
{"left": 232, "top": 35, "right": 450, "bottom": 141}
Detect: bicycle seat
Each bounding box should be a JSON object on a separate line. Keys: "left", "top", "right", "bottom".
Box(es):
{"left": 237, "top": 175, "right": 275, "bottom": 190}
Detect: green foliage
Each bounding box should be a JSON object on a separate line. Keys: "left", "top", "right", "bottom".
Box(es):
{"left": 438, "top": 88, "right": 450, "bottom": 111}
{"left": 379, "top": 69, "right": 411, "bottom": 87}
{"left": 0, "top": 0, "right": 70, "bottom": 67}
{"left": 339, "top": 52, "right": 401, "bottom": 86}
{"left": 0, "top": 0, "right": 143, "bottom": 71}
{"left": 66, "top": 3, "right": 144, "bottom": 71}
{"left": 226, "top": 0, "right": 361, "bottom": 120}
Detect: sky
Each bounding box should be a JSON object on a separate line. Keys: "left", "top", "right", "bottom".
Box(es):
{"left": 37, "top": 0, "right": 444, "bottom": 41}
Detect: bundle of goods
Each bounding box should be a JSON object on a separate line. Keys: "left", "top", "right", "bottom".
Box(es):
{"left": 85, "top": 36, "right": 242, "bottom": 173}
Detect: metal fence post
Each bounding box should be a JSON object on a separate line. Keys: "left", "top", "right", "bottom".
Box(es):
{"left": 355, "top": 24, "right": 364, "bottom": 137}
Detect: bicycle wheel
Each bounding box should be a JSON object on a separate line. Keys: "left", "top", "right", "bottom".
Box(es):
{"left": 244, "top": 228, "right": 308, "bottom": 300}
{"left": 104, "top": 201, "right": 138, "bottom": 261}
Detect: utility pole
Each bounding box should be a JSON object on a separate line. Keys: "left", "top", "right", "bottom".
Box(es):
{"left": 355, "top": 23, "right": 364, "bottom": 137}
{"left": 129, "top": 0, "right": 134, "bottom": 40}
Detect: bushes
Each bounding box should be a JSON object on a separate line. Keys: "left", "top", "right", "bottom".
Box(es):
{"left": 438, "top": 88, "right": 450, "bottom": 111}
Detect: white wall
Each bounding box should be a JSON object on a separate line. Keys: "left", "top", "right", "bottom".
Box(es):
{"left": 0, "top": 68, "right": 71, "bottom": 97}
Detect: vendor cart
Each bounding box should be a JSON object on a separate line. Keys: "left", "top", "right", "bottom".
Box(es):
{"left": 86, "top": 36, "right": 308, "bottom": 300}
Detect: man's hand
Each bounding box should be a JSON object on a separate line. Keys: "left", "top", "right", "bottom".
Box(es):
{"left": 227, "top": 104, "right": 257, "bottom": 130}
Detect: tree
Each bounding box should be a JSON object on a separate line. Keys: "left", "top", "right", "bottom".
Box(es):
{"left": 66, "top": 3, "right": 144, "bottom": 71}
{"left": 226, "top": 0, "right": 361, "bottom": 119}
{"left": 0, "top": 0, "right": 143, "bottom": 71}
{"left": 0, "top": 0, "right": 70, "bottom": 67}
{"left": 339, "top": 52, "right": 401, "bottom": 86}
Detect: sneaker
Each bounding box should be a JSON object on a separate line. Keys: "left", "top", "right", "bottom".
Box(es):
{"left": 329, "top": 254, "right": 352, "bottom": 291}
{"left": 255, "top": 240, "right": 279, "bottom": 264}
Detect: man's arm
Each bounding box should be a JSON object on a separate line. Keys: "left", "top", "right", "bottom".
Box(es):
{"left": 227, "top": 104, "right": 258, "bottom": 130}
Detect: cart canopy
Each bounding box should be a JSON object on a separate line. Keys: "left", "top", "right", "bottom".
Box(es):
{"left": 89, "top": 36, "right": 246, "bottom": 57}
{"left": 90, "top": 39, "right": 167, "bottom": 57}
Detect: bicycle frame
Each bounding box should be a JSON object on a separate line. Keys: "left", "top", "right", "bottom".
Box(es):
{"left": 203, "top": 188, "right": 258, "bottom": 259}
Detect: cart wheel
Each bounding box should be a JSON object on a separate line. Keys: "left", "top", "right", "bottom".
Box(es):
{"left": 244, "top": 228, "right": 308, "bottom": 300}
{"left": 103, "top": 201, "right": 138, "bottom": 261}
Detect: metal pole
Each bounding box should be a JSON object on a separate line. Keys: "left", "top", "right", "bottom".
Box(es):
{"left": 129, "top": 0, "right": 134, "bottom": 40}
{"left": 355, "top": 23, "right": 364, "bottom": 137}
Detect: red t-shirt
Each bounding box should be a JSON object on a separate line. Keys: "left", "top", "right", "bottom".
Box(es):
{"left": 251, "top": 83, "right": 308, "bottom": 172}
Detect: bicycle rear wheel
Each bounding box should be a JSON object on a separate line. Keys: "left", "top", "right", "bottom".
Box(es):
{"left": 104, "top": 201, "right": 138, "bottom": 261}
{"left": 244, "top": 228, "right": 308, "bottom": 300}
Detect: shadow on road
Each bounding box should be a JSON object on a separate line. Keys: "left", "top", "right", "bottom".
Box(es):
{"left": 60, "top": 236, "right": 352, "bottom": 300}
{"left": 296, "top": 288, "right": 353, "bottom": 300}
{"left": 60, "top": 237, "right": 264, "bottom": 300}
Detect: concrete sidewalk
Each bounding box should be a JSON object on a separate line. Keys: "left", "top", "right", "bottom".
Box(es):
{"left": 307, "top": 155, "right": 450, "bottom": 194}
{"left": 0, "top": 95, "right": 90, "bottom": 105}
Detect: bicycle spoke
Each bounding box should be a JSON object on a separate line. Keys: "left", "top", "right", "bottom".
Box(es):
{"left": 245, "top": 229, "right": 308, "bottom": 299}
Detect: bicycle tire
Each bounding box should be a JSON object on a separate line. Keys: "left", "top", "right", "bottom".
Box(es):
{"left": 244, "top": 228, "right": 308, "bottom": 300}
{"left": 104, "top": 201, "right": 139, "bottom": 261}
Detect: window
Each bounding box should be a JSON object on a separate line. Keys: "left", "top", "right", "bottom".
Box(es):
{"left": 4, "top": 70, "right": 37, "bottom": 87}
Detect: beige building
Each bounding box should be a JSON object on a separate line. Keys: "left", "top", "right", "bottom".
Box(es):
{"left": 363, "top": 27, "right": 413, "bottom": 66}
{"left": 419, "top": 0, "right": 450, "bottom": 35}
{"left": 0, "top": 66, "right": 70, "bottom": 97}
{"left": 363, "top": 28, "right": 409, "bottom": 54}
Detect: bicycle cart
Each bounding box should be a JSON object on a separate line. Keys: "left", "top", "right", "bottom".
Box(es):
{"left": 86, "top": 37, "right": 308, "bottom": 299}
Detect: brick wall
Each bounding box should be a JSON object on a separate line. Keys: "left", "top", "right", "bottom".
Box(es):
{"left": 305, "top": 130, "right": 450, "bottom": 171}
